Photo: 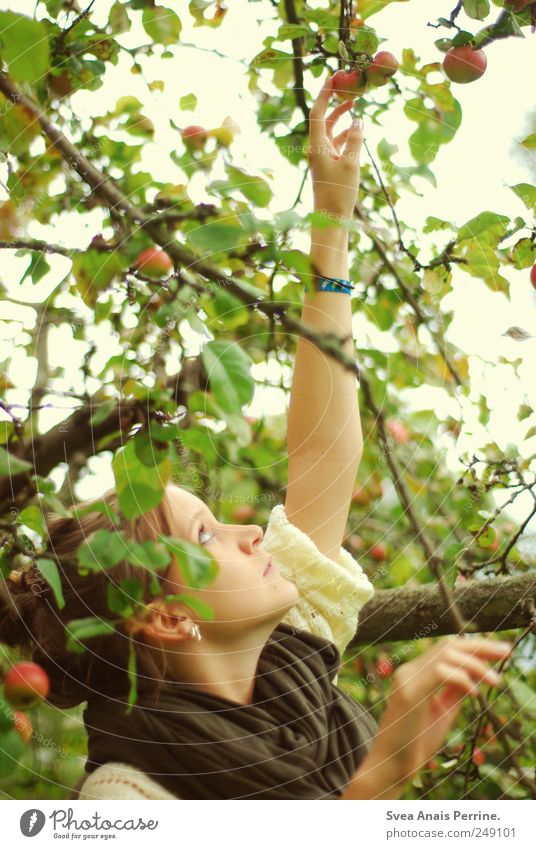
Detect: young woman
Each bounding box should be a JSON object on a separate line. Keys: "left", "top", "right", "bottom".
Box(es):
{"left": 0, "top": 74, "right": 511, "bottom": 801}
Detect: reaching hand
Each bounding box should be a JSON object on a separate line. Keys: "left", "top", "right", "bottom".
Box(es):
{"left": 306, "top": 72, "right": 364, "bottom": 222}
{"left": 365, "top": 635, "right": 513, "bottom": 794}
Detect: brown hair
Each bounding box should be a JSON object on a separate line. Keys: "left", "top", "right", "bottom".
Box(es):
{"left": 0, "top": 485, "right": 180, "bottom": 710}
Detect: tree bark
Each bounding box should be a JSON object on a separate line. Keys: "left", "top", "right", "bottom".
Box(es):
{"left": 350, "top": 573, "right": 536, "bottom": 645}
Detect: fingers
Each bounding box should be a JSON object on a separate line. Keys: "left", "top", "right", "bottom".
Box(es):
{"left": 308, "top": 73, "right": 333, "bottom": 143}
{"left": 341, "top": 117, "right": 364, "bottom": 161}
{"left": 326, "top": 98, "right": 354, "bottom": 140}
{"left": 439, "top": 636, "right": 513, "bottom": 660}
{"left": 391, "top": 637, "right": 512, "bottom": 706}
{"left": 443, "top": 649, "right": 503, "bottom": 685}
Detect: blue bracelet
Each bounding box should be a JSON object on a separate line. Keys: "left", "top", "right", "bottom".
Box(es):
{"left": 307, "top": 276, "right": 354, "bottom": 294}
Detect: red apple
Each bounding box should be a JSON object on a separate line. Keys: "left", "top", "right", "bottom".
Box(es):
{"left": 366, "top": 51, "right": 399, "bottom": 87}
{"left": 530, "top": 263, "right": 536, "bottom": 290}
{"left": 427, "top": 759, "right": 439, "bottom": 770}
{"left": 4, "top": 662, "right": 50, "bottom": 709}
{"left": 231, "top": 503, "right": 256, "bottom": 522}
{"left": 370, "top": 543, "right": 387, "bottom": 562}
{"left": 375, "top": 657, "right": 393, "bottom": 678}
{"left": 181, "top": 124, "right": 208, "bottom": 151}
{"left": 331, "top": 68, "right": 368, "bottom": 101}
{"left": 134, "top": 247, "right": 173, "bottom": 278}
{"left": 443, "top": 45, "right": 487, "bottom": 84}
{"left": 13, "top": 711, "right": 33, "bottom": 745}
{"left": 387, "top": 419, "right": 410, "bottom": 444}
{"left": 472, "top": 746, "right": 486, "bottom": 766}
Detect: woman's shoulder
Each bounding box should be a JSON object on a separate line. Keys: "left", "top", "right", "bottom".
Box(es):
{"left": 77, "top": 761, "right": 178, "bottom": 800}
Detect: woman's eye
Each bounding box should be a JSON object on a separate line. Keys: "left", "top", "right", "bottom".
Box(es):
{"left": 198, "top": 524, "right": 214, "bottom": 545}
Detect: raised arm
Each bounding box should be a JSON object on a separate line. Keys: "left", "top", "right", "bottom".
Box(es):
{"left": 285, "top": 74, "right": 364, "bottom": 560}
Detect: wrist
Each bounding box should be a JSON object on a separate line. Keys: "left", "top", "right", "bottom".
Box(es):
{"left": 340, "top": 746, "right": 408, "bottom": 801}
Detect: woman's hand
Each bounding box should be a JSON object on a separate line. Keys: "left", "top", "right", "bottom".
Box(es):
{"left": 306, "top": 72, "right": 364, "bottom": 222}
{"left": 346, "top": 635, "right": 513, "bottom": 798}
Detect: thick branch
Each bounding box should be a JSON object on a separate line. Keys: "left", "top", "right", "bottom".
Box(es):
{"left": 351, "top": 573, "right": 536, "bottom": 645}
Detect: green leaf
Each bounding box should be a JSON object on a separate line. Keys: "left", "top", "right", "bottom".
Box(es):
{"left": 107, "top": 577, "right": 144, "bottom": 618}
{"left": 0, "top": 12, "right": 50, "bottom": 85}
{"left": 201, "top": 339, "right": 254, "bottom": 417}
{"left": 161, "top": 536, "right": 219, "bottom": 590}
{"left": 70, "top": 499, "right": 121, "bottom": 527}
{"left": 133, "top": 431, "right": 170, "bottom": 467}
{"left": 109, "top": 1, "right": 131, "bottom": 34}
{"left": 77, "top": 528, "right": 129, "bottom": 572}
{"left": 359, "top": 0, "right": 410, "bottom": 20}
{"left": 517, "top": 404, "right": 533, "bottom": 421}
{"left": 423, "top": 216, "right": 452, "bottom": 233}
{"left": 19, "top": 251, "right": 51, "bottom": 286}
{"left": 508, "top": 678, "right": 536, "bottom": 713}
{"left": 408, "top": 98, "right": 462, "bottom": 164}
{"left": 65, "top": 617, "right": 116, "bottom": 654}
{"left": 476, "top": 526, "right": 496, "bottom": 548}
{"left": 186, "top": 222, "right": 245, "bottom": 256}
{"left": 457, "top": 211, "right": 510, "bottom": 242}
{"left": 179, "top": 92, "right": 197, "bottom": 111}
{"left": 125, "top": 642, "right": 138, "bottom": 714}
{"left": 124, "top": 540, "right": 171, "bottom": 570}
{"left": 18, "top": 505, "right": 47, "bottom": 537}
{"left": 0, "top": 548, "right": 10, "bottom": 582}
{"left": 203, "top": 289, "right": 250, "bottom": 330}
{"left": 112, "top": 438, "right": 171, "bottom": 520}
{"left": 463, "top": 0, "right": 490, "bottom": 20}
{"left": 224, "top": 165, "right": 273, "bottom": 208}
{"left": 90, "top": 399, "right": 117, "bottom": 427}
{"left": 0, "top": 446, "right": 33, "bottom": 477}
{"left": 521, "top": 133, "right": 536, "bottom": 149}
{"left": 276, "top": 23, "right": 310, "bottom": 40}
{"left": 0, "top": 729, "right": 24, "bottom": 780}
{"left": 162, "top": 592, "right": 215, "bottom": 621}
{"left": 510, "top": 183, "right": 536, "bottom": 212}
{"left": 251, "top": 47, "right": 293, "bottom": 68}
{"left": 142, "top": 6, "right": 182, "bottom": 44}
{"left": 510, "top": 238, "right": 535, "bottom": 270}
{"left": 353, "top": 27, "right": 379, "bottom": 54}
{"left": 179, "top": 427, "right": 218, "bottom": 465}
{"left": 36, "top": 558, "right": 65, "bottom": 610}
{"left": 71, "top": 249, "right": 125, "bottom": 308}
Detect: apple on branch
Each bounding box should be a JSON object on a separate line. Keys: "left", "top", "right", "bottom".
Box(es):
{"left": 365, "top": 51, "right": 399, "bottom": 87}
{"left": 443, "top": 45, "right": 487, "bottom": 84}
{"left": 133, "top": 247, "right": 173, "bottom": 278}
{"left": 3, "top": 661, "right": 50, "bottom": 709}
{"left": 331, "top": 68, "right": 368, "bottom": 101}
{"left": 180, "top": 124, "right": 209, "bottom": 151}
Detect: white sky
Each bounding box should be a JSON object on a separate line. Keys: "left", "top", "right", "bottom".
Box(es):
{"left": 0, "top": 0, "right": 535, "bottom": 530}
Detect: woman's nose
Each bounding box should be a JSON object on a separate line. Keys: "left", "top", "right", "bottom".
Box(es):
{"left": 237, "top": 524, "right": 264, "bottom": 554}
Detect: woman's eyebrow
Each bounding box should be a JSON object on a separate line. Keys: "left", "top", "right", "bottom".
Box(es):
{"left": 188, "top": 508, "right": 205, "bottom": 535}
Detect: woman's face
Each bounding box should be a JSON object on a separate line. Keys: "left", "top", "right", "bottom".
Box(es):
{"left": 161, "top": 485, "right": 300, "bottom": 642}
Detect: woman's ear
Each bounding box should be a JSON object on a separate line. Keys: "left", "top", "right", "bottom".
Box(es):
{"left": 126, "top": 601, "right": 194, "bottom": 645}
